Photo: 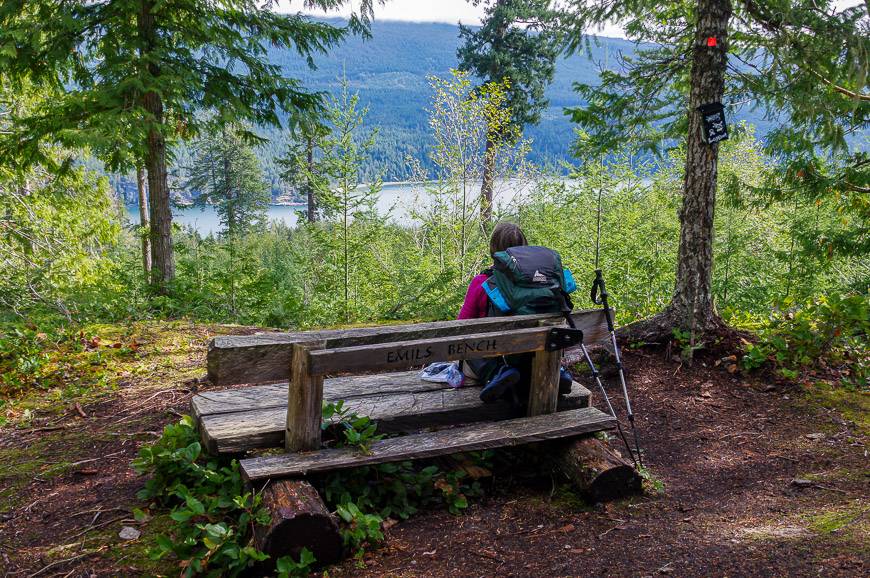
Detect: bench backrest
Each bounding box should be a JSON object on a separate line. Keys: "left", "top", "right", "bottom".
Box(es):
{"left": 207, "top": 308, "right": 611, "bottom": 386}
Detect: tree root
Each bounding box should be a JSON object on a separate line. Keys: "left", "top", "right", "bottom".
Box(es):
{"left": 617, "top": 309, "right": 751, "bottom": 355}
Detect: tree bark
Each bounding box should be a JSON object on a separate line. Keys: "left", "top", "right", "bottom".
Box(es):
{"left": 667, "top": 0, "right": 731, "bottom": 333}
{"left": 136, "top": 165, "right": 151, "bottom": 280}
{"left": 139, "top": 0, "right": 174, "bottom": 293}
{"left": 253, "top": 479, "right": 343, "bottom": 566}
{"left": 480, "top": 135, "right": 495, "bottom": 225}
{"left": 553, "top": 436, "right": 642, "bottom": 502}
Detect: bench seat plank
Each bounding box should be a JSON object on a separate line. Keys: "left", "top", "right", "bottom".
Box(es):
{"left": 192, "top": 372, "right": 591, "bottom": 454}
{"left": 241, "top": 406, "right": 615, "bottom": 481}
{"left": 192, "top": 371, "right": 461, "bottom": 418}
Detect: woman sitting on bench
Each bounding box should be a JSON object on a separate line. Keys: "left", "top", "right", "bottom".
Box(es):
{"left": 458, "top": 222, "right": 573, "bottom": 404}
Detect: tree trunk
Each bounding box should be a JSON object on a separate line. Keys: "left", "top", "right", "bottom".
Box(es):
{"left": 554, "top": 436, "right": 642, "bottom": 502}
{"left": 136, "top": 165, "right": 151, "bottom": 281}
{"left": 253, "top": 479, "right": 343, "bottom": 566}
{"left": 139, "top": 0, "right": 174, "bottom": 292}
{"left": 480, "top": 135, "right": 495, "bottom": 225}
{"left": 667, "top": 0, "right": 731, "bottom": 333}
{"left": 306, "top": 135, "right": 316, "bottom": 223}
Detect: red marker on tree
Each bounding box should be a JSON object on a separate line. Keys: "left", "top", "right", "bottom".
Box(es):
{"left": 707, "top": 37, "right": 717, "bottom": 47}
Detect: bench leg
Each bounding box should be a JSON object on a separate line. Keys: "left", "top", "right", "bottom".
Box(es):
{"left": 286, "top": 340, "right": 326, "bottom": 452}
{"left": 528, "top": 348, "right": 561, "bottom": 416}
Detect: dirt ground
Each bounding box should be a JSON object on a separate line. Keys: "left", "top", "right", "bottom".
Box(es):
{"left": 1, "top": 323, "right": 867, "bottom": 577}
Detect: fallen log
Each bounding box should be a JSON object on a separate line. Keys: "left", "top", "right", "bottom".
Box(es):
{"left": 554, "top": 436, "right": 642, "bottom": 502}
{"left": 253, "top": 479, "right": 343, "bottom": 565}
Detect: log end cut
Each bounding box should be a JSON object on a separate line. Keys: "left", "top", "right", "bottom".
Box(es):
{"left": 554, "top": 436, "right": 642, "bottom": 502}
{"left": 253, "top": 479, "right": 343, "bottom": 566}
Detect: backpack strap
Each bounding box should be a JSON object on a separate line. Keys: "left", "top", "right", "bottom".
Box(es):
{"left": 482, "top": 278, "right": 511, "bottom": 314}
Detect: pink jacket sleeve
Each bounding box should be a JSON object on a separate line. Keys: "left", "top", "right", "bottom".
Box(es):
{"left": 458, "top": 274, "right": 490, "bottom": 319}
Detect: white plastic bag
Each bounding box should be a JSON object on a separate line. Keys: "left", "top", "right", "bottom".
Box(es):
{"left": 419, "top": 361, "right": 465, "bottom": 388}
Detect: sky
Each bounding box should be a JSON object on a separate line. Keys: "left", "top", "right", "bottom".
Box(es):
{"left": 280, "top": 0, "right": 864, "bottom": 40}
{"left": 278, "top": 0, "right": 627, "bottom": 38}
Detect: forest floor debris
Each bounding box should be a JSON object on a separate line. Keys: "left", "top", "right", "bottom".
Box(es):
{"left": 0, "top": 322, "right": 867, "bottom": 576}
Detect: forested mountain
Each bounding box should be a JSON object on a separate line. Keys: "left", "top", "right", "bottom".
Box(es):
{"left": 270, "top": 19, "right": 786, "bottom": 183}
{"left": 113, "top": 18, "right": 777, "bottom": 202}
{"left": 263, "top": 18, "right": 611, "bottom": 182}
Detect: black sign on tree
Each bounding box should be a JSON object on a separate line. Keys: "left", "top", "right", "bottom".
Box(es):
{"left": 697, "top": 101, "right": 729, "bottom": 144}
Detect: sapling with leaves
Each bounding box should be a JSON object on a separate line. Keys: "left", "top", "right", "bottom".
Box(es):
{"left": 289, "top": 79, "right": 387, "bottom": 324}
{"left": 320, "top": 82, "right": 384, "bottom": 322}
{"left": 458, "top": 0, "right": 562, "bottom": 224}
{"left": 412, "top": 70, "right": 531, "bottom": 282}
{"left": 562, "top": 0, "right": 868, "bottom": 340}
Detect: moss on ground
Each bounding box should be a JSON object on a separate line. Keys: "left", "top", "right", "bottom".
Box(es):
{"left": 549, "top": 484, "right": 592, "bottom": 512}
{"left": 0, "top": 430, "right": 97, "bottom": 512}
{"left": 800, "top": 381, "right": 869, "bottom": 438}
{"left": 805, "top": 501, "right": 869, "bottom": 540}
{"left": 797, "top": 467, "right": 869, "bottom": 484}
{"left": 1, "top": 320, "right": 238, "bottom": 428}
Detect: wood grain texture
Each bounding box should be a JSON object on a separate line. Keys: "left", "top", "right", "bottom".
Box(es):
{"left": 253, "top": 480, "right": 343, "bottom": 566}
{"left": 196, "top": 378, "right": 592, "bottom": 455}
{"left": 286, "top": 341, "right": 325, "bottom": 452}
{"left": 527, "top": 349, "right": 561, "bottom": 416}
{"left": 554, "top": 436, "right": 642, "bottom": 502}
{"left": 207, "top": 308, "right": 612, "bottom": 386}
{"left": 241, "top": 407, "right": 615, "bottom": 481}
{"left": 308, "top": 327, "right": 551, "bottom": 376}
{"left": 191, "top": 371, "right": 449, "bottom": 418}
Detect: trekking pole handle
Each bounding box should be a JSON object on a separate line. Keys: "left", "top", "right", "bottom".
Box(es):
{"left": 591, "top": 269, "right": 616, "bottom": 333}
{"left": 591, "top": 269, "right": 607, "bottom": 305}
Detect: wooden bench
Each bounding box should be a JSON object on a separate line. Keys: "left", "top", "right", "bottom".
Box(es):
{"left": 192, "top": 309, "right": 638, "bottom": 565}
{"left": 196, "top": 309, "right": 612, "bottom": 456}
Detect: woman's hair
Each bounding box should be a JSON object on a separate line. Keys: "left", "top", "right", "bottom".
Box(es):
{"left": 489, "top": 221, "right": 527, "bottom": 256}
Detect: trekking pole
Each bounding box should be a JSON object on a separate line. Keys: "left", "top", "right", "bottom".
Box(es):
{"left": 558, "top": 303, "right": 638, "bottom": 468}
{"left": 591, "top": 269, "right": 643, "bottom": 467}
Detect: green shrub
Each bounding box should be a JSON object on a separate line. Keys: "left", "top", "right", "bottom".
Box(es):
{"left": 741, "top": 293, "right": 869, "bottom": 386}
{"left": 132, "top": 416, "right": 271, "bottom": 576}
{"left": 317, "top": 402, "right": 488, "bottom": 557}
{"left": 134, "top": 409, "right": 490, "bottom": 575}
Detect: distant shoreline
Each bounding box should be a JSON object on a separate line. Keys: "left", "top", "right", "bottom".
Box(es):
{"left": 124, "top": 180, "right": 429, "bottom": 209}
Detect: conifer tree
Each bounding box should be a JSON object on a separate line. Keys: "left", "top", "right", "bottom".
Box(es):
{"left": 0, "top": 0, "right": 375, "bottom": 293}
{"left": 458, "top": 0, "right": 561, "bottom": 224}
{"left": 188, "top": 123, "right": 269, "bottom": 315}
{"left": 321, "top": 81, "right": 382, "bottom": 322}
{"left": 563, "top": 0, "right": 867, "bottom": 337}
{"left": 188, "top": 124, "right": 270, "bottom": 238}
{"left": 278, "top": 114, "right": 331, "bottom": 223}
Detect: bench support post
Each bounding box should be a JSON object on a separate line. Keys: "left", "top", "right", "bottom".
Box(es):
{"left": 527, "top": 348, "right": 561, "bottom": 416}
{"left": 286, "top": 340, "right": 326, "bottom": 451}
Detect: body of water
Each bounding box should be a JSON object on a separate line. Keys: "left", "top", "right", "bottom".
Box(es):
{"left": 124, "top": 180, "right": 541, "bottom": 235}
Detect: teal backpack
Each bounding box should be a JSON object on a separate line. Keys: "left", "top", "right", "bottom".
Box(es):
{"left": 481, "top": 246, "right": 577, "bottom": 316}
